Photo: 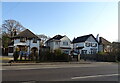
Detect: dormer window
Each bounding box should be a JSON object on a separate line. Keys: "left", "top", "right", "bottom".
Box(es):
{"left": 20, "top": 38, "right": 26, "bottom": 42}
{"left": 33, "top": 38, "right": 37, "bottom": 43}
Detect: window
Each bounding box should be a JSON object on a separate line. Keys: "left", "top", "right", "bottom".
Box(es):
{"left": 20, "top": 38, "right": 26, "bottom": 42}
{"left": 55, "top": 42, "right": 58, "bottom": 45}
{"left": 85, "top": 43, "right": 90, "bottom": 47}
{"left": 63, "top": 42, "right": 68, "bottom": 46}
{"left": 91, "top": 43, "right": 97, "bottom": 47}
{"left": 8, "top": 47, "right": 13, "bottom": 53}
{"left": 90, "top": 48, "right": 97, "bottom": 54}
{"left": 81, "top": 50, "right": 87, "bottom": 54}
{"left": 63, "top": 50, "right": 69, "bottom": 54}
{"left": 33, "top": 38, "right": 37, "bottom": 43}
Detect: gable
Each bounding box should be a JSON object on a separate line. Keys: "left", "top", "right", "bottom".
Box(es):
{"left": 86, "top": 36, "right": 97, "bottom": 42}
{"left": 99, "top": 37, "right": 111, "bottom": 45}
{"left": 60, "top": 36, "right": 71, "bottom": 43}
{"left": 72, "top": 34, "right": 98, "bottom": 43}
{"left": 14, "top": 29, "right": 40, "bottom": 39}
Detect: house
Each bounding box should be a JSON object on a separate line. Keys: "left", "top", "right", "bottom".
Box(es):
{"left": 72, "top": 34, "right": 98, "bottom": 55}
{"left": 8, "top": 29, "right": 41, "bottom": 57}
{"left": 45, "top": 35, "right": 71, "bottom": 54}
{"left": 98, "top": 37, "right": 111, "bottom": 53}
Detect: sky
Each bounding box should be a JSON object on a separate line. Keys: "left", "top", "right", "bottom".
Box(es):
{"left": 2, "top": 2, "right": 118, "bottom": 42}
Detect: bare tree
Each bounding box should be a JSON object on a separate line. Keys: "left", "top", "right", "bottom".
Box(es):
{"left": 2, "top": 20, "right": 26, "bottom": 37}
{"left": 2, "top": 20, "right": 26, "bottom": 50}
{"left": 37, "top": 34, "right": 50, "bottom": 46}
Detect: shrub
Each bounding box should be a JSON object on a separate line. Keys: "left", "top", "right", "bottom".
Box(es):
{"left": 13, "top": 51, "right": 19, "bottom": 61}
{"left": 53, "top": 49, "right": 69, "bottom": 61}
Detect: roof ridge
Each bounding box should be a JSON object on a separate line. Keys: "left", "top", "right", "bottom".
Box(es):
{"left": 14, "top": 29, "right": 39, "bottom": 39}
{"left": 77, "top": 34, "right": 92, "bottom": 38}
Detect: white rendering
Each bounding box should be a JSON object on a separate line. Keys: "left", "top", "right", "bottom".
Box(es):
{"left": 8, "top": 29, "right": 41, "bottom": 56}
{"left": 46, "top": 35, "right": 72, "bottom": 54}
{"left": 72, "top": 34, "right": 98, "bottom": 54}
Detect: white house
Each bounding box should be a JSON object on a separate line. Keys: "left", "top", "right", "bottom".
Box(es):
{"left": 46, "top": 35, "right": 71, "bottom": 54}
{"left": 8, "top": 29, "right": 41, "bottom": 56}
{"left": 72, "top": 34, "right": 98, "bottom": 54}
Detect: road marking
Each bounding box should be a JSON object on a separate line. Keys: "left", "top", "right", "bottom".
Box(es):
{"left": 2, "top": 65, "right": 97, "bottom": 70}
{"left": 71, "top": 74, "right": 118, "bottom": 79}
{"left": 2, "top": 67, "right": 61, "bottom": 70}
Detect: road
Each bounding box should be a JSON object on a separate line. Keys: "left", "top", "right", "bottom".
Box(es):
{"left": 2, "top": 62, "right": 119, "bottom": 82}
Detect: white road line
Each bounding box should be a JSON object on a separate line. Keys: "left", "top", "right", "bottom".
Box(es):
{"left": 2, "top": 65, "right": 96, "bottom": 70}
{"left": 71, "top": 74, "right": 118, "bottom": 79}
{"left": 2, "top": 67, "right": 61, "bottom": 70}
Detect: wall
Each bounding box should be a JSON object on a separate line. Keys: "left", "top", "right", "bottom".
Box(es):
{"left": 60, "top": 36, "right": 71, "bottom": 48}
{"left": 73, "top": 36, "right": 98, "bottom": 54}
{"left": 73, "top": 42, "right": 84, "bottom": 48}
{"left": 83, "top": 36, "right": 98, "bottom": 54}
{"left": 60, "top": 36, "right": 71, "bottom": 54}
{"left": 14, "top": 38, "right": 40, "bottom": 53}
{"left": 98, "top": 44, "right": 103, "bottom": 52}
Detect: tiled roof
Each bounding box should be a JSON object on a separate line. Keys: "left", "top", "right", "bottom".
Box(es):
{"left": 47, "top": 35, "right": 64, "bottom": 42}
{"left": 72, "top": 34, "right": 97, "bottom": 43}
{"left": 99, "top": 37, "right": 111, "bottom": 45}
{"left": 14, "top": 29, "right": 40, "bottom": 39}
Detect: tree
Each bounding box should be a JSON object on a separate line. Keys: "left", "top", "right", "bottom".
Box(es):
{"left": 111, "top": 42, "right": 120, "bottom": 61}
{"left": 2, "top": 20, "right": 26, "bottom": 56}
{"left": 2, "top": 20, "right": 26, "bottom": 38}
{"left": 2, "top": 20, "right": 26, "bottom": 48}
{"left": 37, "top": 34, "right": 50, "bottom": 46}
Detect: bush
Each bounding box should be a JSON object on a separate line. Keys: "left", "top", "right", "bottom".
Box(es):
{"left": 80, "top": 52, "right": 116, "bottom": 62}
{"left": 39, "top": 48, "right": 70, "bottom": 62}
{"left": 53, "top": 49, "right": 69, "bottom": 61}
{"left": 13, "top": 51, "right": 19, "bottom": 61}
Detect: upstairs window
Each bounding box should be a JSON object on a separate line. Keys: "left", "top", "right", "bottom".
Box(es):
{"left": 85, "top": 43, "right": 90, "bottom": 47}
{"left": 20, "top": 38, "right": 26, "bottom": 42}
{"left": 63, "top": 42, "right": 68, "bottom": 46}
{"left": 33, "top": 38, "right": 37, "bottom": 43}
{"left": 55, "top": 42, "right": 59, "bottom": 45}
{"left": 91, "top": 43, "right": 97, "bottom": 47}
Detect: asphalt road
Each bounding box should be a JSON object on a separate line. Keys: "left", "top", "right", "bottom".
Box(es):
{"left": 2, "top": 62, "right": 119, "bottom": 83}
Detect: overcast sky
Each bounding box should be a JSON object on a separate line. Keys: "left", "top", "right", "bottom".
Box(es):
{"left": 2, "top": 2, "right": 118, "bottom": 42}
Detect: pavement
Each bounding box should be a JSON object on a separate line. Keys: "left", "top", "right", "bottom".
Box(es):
{"left": 0, "top": 56, "right": 92, "bottom": 66}
{"left": 2, "top": 60, "right": 93, "bottom": 66}
{"left": 1, "top": 56, "right": 117, "bottom": 66}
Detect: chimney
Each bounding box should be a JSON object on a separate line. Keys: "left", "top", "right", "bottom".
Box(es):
{"left": 96, "top": 34, "right": 99, "bottom": 42}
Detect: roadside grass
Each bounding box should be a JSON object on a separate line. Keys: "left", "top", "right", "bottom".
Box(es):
{"left": 0, "top": 57, "right": 13, "bottom": 60}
